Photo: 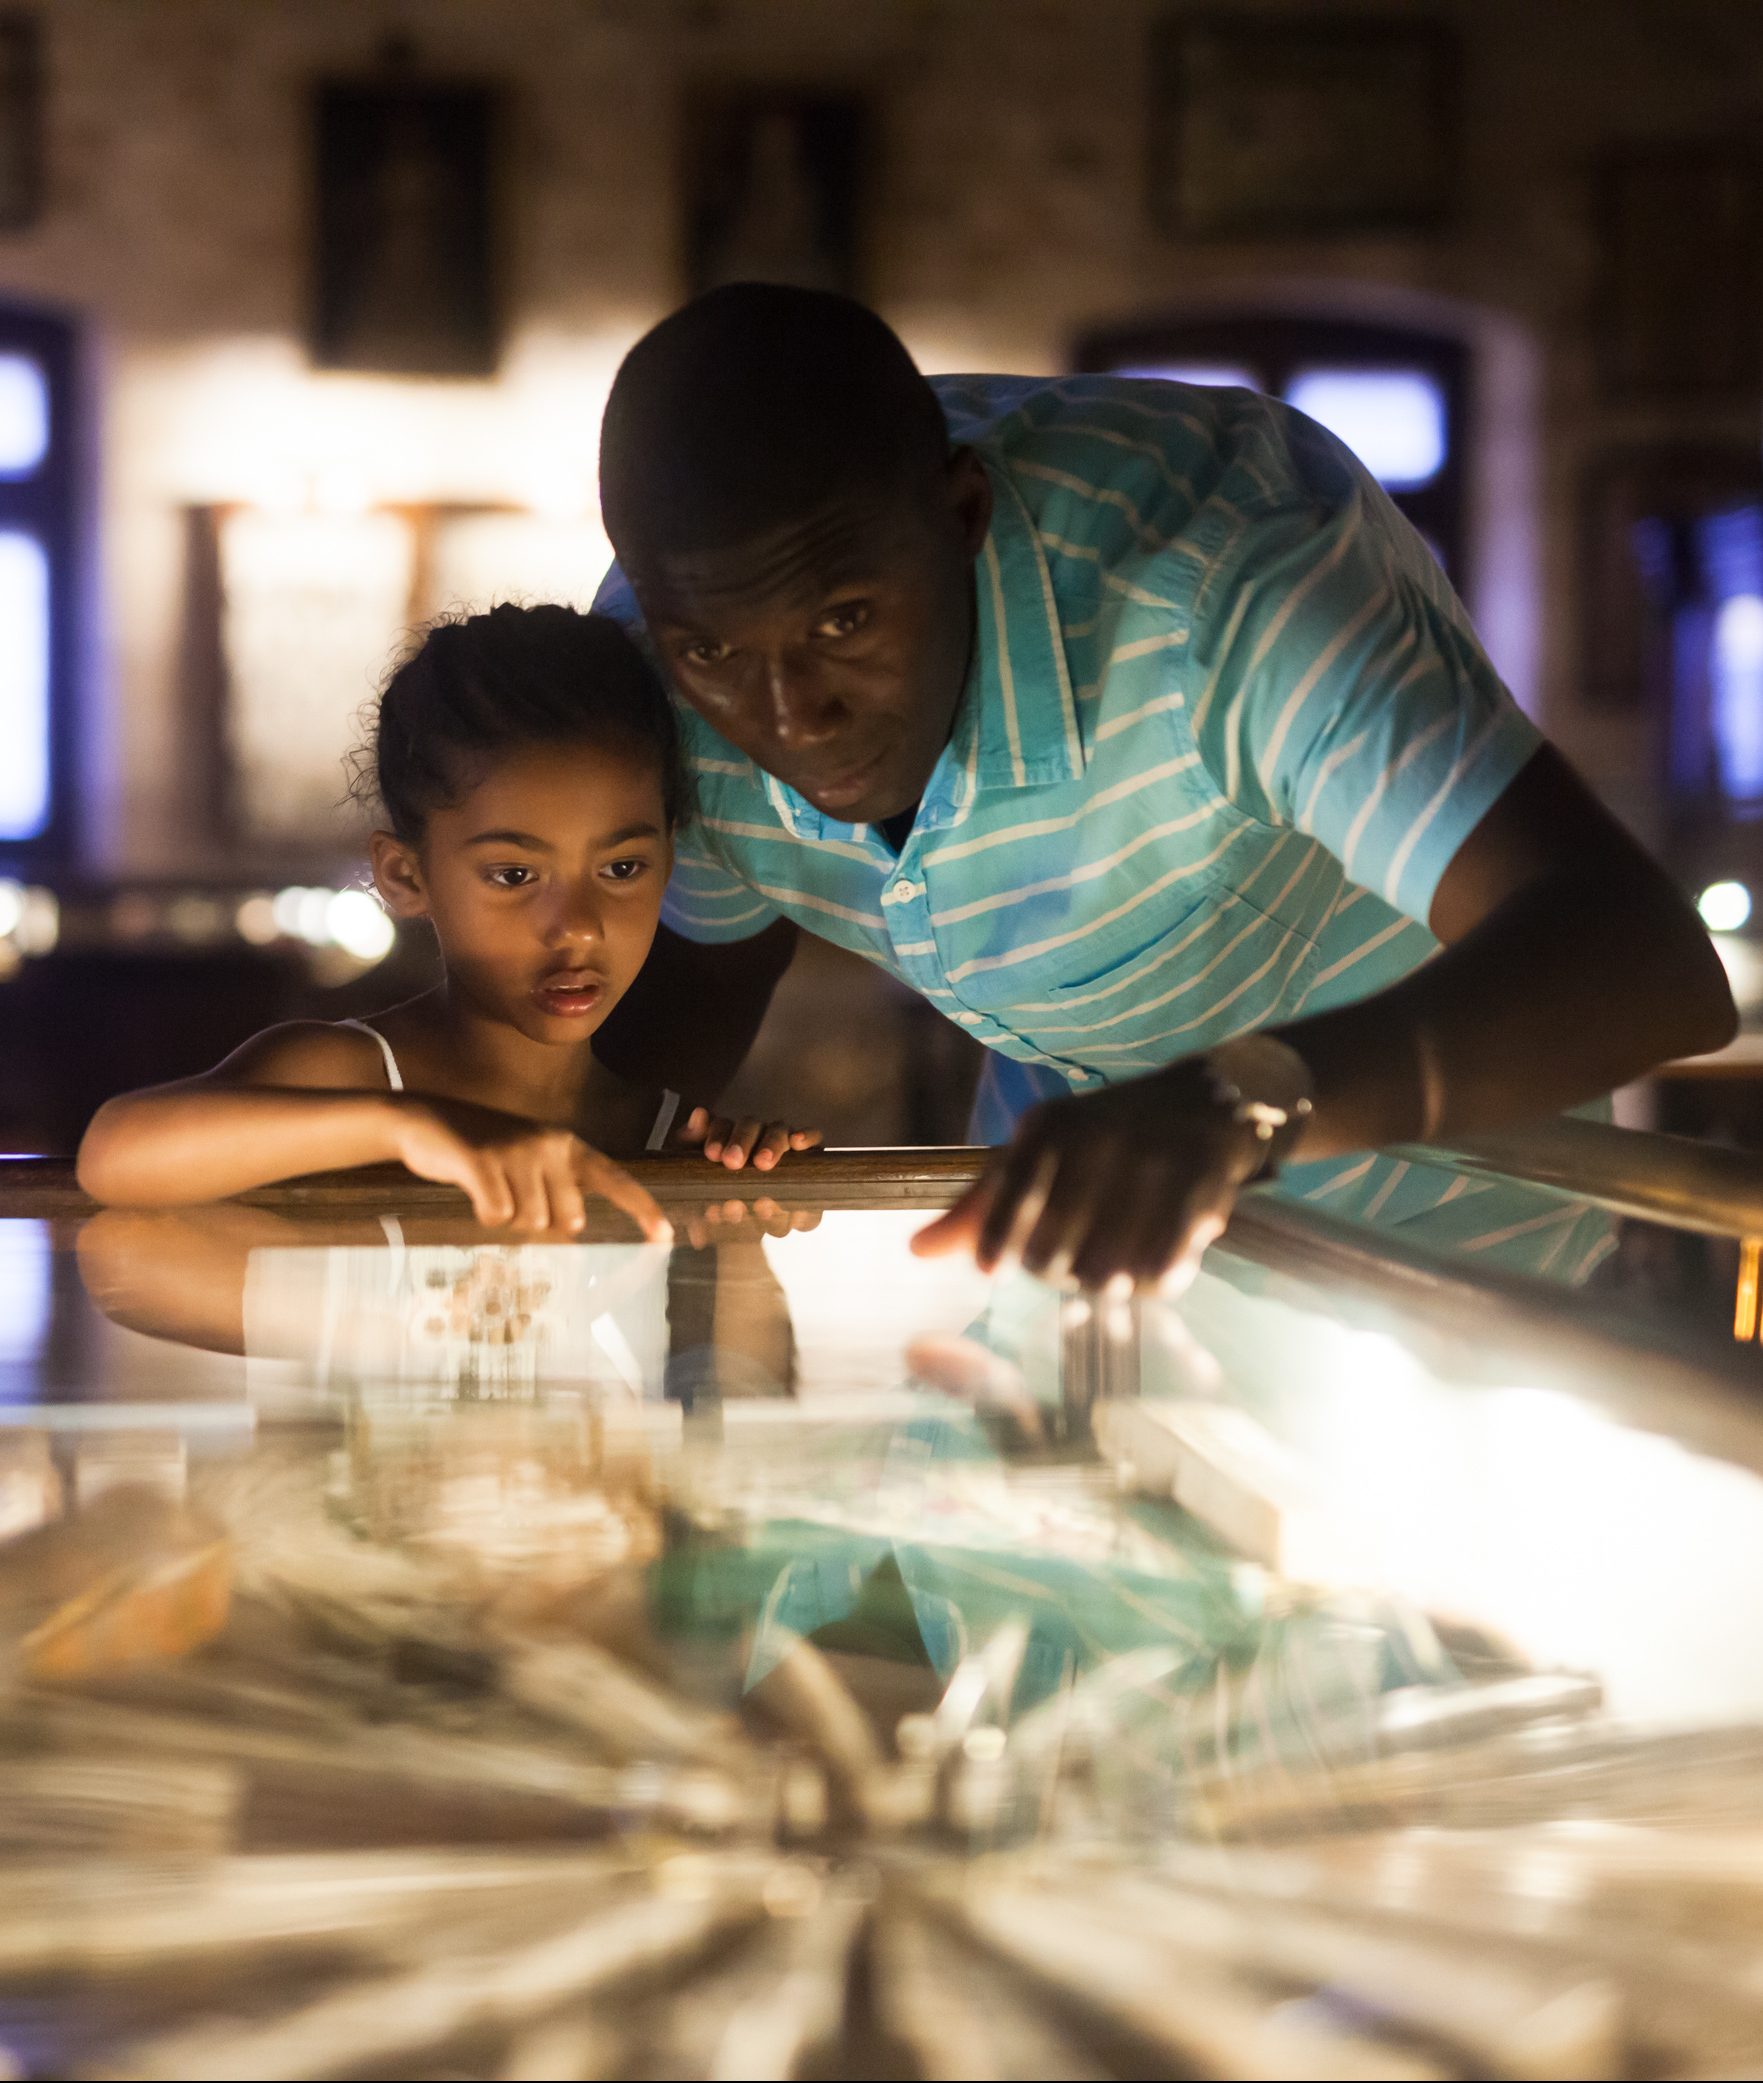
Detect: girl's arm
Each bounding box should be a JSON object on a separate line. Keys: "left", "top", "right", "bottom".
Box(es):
{"left": 78, "top": 1024, "right": 672, "bottom": 1239}
{"left": 76, "top": 1025, "right": 410, "bottom": 1207}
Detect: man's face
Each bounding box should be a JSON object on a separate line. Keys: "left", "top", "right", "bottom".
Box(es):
{"left": 630, "top": 451, "right": 992, "bottom": 825}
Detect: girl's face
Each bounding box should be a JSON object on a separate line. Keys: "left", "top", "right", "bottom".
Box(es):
{"left": 372, "top": 738, "right": 672, "bottom": 1044}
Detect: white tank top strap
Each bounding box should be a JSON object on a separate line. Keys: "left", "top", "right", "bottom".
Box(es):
{"left": 645, "top": 1088, "right": 682, "bottom": 1153}
{"left": 336, "top": 1018, "right": 404, "bottom": 1093}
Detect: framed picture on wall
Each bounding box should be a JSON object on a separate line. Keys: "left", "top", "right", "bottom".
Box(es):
{"left": 311, "top": 76, "right": 501, "bottom": 377}
{"left": 1149, "top": 15, "right": 1457, "bottom": 239}
{"left": 0, "top": 14, "right": 43, "bottom": 232}
{"left": 682, "top": 86, "right": 870, "bottom": 297}
{"left": 1597, "top": 143, "right": 1763, "bottom": 403}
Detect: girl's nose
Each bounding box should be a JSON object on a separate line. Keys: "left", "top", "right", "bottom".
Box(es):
{"left": 546, "top": 884, "right": 605, "bottom": 946}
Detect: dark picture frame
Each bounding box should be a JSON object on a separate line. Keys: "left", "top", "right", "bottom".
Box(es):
{"left": 0, "top": 13, "right": 43, "bottom": 233}
{"left": 1596, "top": 142, "right": 1763, "bottom": 404}
{"left": 682, "top": 85, "right": 869, "bottom": 298}
{"left": 1149, "top": 14, "right": 1457, "bottom": 239}
{"left": 311, "top": 76, "right": 500, "bottom": 377}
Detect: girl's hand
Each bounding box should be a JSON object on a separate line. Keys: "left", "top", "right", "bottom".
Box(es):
{"left": 392, "top": 1100, "right": 672, "bottom": 1240}
{"left": 675, "top": 1107, "right": 823, "bottom": 1173}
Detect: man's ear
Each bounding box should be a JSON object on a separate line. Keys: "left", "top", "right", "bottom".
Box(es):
{"left": 369, "top": 830, "right": 429, "bottom": 920}
{"left": 947, "top": 445, "right": 993, "bottom": 560}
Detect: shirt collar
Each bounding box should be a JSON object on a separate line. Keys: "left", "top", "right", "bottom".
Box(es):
{"left": 961, "top": 455, "right": 1085, "bottom": 795}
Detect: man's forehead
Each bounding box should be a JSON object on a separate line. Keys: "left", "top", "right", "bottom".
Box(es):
{"left": 631, "top": 496, "right": 925, "bottom": 623}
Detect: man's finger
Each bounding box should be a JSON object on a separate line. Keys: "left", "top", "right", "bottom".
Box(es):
{"left": 701, "top": 1114, "right": 730, "bottom": 1161}
{"left": 976, "top": 1139, "right": 1060, "bottom": 1272}
{"left": 910, "top": 1172, "right": 997, "bottom": 1259}
{"left": 790, "top": 1128, "right": 824, "bottom": 1150}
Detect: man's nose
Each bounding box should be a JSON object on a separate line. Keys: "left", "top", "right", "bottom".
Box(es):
{"left": 763, "top": 653, "right": 846, "bottom": 751}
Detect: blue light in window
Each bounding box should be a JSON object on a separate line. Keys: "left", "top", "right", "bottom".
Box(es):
{"left": 0, "top": 532, "right": 49, "bottom": 841}
{"left": 0, "top": 354, "right": 47, "bottom": 477}
{"left": 1714, "top": 593, "right": 1763, "bottom": 806}
{"left": 1116, "top": 363, "right": 1260, "bottom": 391}
{"left": 1284, "top": 368, "right": 1447, "bottom": 489}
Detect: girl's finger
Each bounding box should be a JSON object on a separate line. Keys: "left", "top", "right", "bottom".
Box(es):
{"left": 580, "top": 1150, "right": 673, "bottom": 1243}
{"left": 676, "top": 1106, "right": 711, "bottom": 1147}
{"left": 545, "top": 1144, "right": 587, "bottom": 1235}
{"left": 507, "top": 1152, "right": 551, "bottom": 1233}
{"left": 701, "top": 1114, "right": 731, "bottom": 1161}
{"left": 467, "top": 1154, "right": 515, "bottom": 1228}
{"left": 721, "top": 1117, "right": 765, "bottom": 1169}
{"left": 751, "top": 1123, "right": 794, "bottom": 1171}
{"left": 789, "top": 1128, "right": 824, "bottom": 1149}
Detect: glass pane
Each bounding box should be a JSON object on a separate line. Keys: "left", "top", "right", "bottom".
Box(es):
{"left": 1114, "top": 362, "right": 1260, "bottom": 390}
{"left": 1285, "top": 367, "right": 1448, "bottom": 489}
{"left": 0, "top": 352, "right": 48, "bottom": 477}
{"left": 0, "top": 530, "right": 49, "bottom": 841}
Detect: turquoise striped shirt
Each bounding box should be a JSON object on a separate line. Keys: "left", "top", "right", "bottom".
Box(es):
{"left": 599, "top": 374, "right": 1608, "bottom": 1280}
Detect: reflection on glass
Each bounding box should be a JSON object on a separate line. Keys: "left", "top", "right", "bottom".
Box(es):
{"left": 0, "top": 529, "right": 48, "bottom": 841}
{"left": 0, "top": 1217, "right": 50, "bottom": 1397}
{"left": 0, "top": 351, "right": 47, "bottom": 476}
{"left": 1285, "top": 366, "right": 1447, "bottom": 489}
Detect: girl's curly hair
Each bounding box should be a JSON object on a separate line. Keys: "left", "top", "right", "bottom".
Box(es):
{"left": 349, "top": 603, "right": 687, "bottom": 842}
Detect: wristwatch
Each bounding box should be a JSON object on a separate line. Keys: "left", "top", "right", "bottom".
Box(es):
{"left": 1202, "top": 1034, "right": 1315, "bottom": 1183}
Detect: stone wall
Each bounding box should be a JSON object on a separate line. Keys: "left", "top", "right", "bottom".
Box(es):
{"left": 0, "top": 0, "right": 1758, "bottom": 871}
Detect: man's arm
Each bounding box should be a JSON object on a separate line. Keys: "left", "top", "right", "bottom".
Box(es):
{"left": 1274, "top": 743, "right": 1735, "bottom": 1157}
{"left": 916, "top": 764, "right": 1733, "bottom": 1290}
{"left": 593, "top": 918, "right": 800, "bottom": 1105}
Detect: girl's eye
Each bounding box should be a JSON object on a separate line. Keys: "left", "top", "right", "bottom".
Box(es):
{"left": 816, "top": 603, "right": 869, "bottom": 639}
{"left": 682, "top": 639, "right": 729, "bottom": 669}
{"left": 602, "top": 857, "right": 648, "bottom": 884}
{"left": 484, "top": 865, "right": 537, "bottom": 890}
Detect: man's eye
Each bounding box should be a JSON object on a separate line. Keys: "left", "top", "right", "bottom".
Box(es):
{"left": 816, "top": 604, "right": 870, "bottom": 639}
{"left": 682, "top": 639, "right": 729, "bottom": 668}
{"left": 484, "top": 865, "right": 536, "bottom": 889}
{"left": 601, "top": 858, "right": 648, "bottom": 884}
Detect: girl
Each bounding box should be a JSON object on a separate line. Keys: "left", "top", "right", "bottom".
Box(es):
{"left": 77, "top": 604, "right": 820, "bottom": 1233}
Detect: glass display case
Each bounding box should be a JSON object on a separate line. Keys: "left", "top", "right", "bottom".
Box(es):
{"left": 2, "top": 1140, "right": 1763, "bottom": 2080}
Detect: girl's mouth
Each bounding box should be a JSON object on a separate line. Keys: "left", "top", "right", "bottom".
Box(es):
{"left": 533, "top": 972, "right": 606, "bottom": 1019}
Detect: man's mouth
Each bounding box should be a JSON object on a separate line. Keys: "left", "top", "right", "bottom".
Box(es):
{"left": 532, "top": 969, "right": 607, "bottom": 1018}
{"left": 802, "top": 747, "right": 887, "bottom": 812}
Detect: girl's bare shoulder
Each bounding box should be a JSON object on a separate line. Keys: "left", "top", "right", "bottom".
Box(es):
{"left": 207, "top": 1021, "right": 394, "bottom": 1092}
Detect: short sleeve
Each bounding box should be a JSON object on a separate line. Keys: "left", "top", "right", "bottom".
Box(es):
{"left": 662, "top": 837, "right": 782, "bottom": 944}
{"left": 1189, "top": 470, "right": 1541, "bottom": 927}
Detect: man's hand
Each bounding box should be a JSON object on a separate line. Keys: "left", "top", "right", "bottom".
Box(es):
{"left": 912, "top": 1057, "right": 1289, "bottom": 1291}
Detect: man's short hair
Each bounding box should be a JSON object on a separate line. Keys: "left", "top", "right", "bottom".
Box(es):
{"left": 599, "top": 283, "right": 950, "bottom": 570}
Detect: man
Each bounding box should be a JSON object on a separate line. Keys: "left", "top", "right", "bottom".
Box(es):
{"left": 593, "top": 284, "right": 1733, "bottom": 1289}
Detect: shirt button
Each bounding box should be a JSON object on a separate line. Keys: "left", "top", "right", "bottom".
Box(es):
{"left": 890, "top": 879, "right": 921, "bottom": 904}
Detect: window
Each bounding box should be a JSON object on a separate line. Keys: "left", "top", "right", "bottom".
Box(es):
{"left": 0, "top": 308, "right": 77, "bottom": 861}
{"left": 1075, "top": 315, "right": 1469, "bottom": 583}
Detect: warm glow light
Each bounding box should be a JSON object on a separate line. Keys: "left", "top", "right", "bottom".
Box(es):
{"left": 11, "top": 887, "right": 56, "bottom": 956}
{"left": 1699, "top": 879, "right": 1752, "bottom": 932}
{"left": 325, "top": 888, "right": 395, "bottom": 962}
{"left": 0, "top": 878, "right": 22, "bottom": 939}
{"left": 1285, "top": 367, "right": 1448, "bottom": 490}
{"left": 234, "top": 892, "right": 280, "bottom": 945}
